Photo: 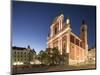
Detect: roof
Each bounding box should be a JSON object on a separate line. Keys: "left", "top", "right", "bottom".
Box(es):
{"left": 71, "top": 32, "right": 82, "bottom": 41}
{"left": 12, "top": 46, "right": 26, "bottom": 50}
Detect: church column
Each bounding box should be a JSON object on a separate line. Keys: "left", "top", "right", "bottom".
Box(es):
{"left": 58, "top": 37, "right": 62, "bottom": 55}
{"left": 60, "top": 37, "right": 62, "bottom": 55}
{"left": 66, "top": 32, "right": 70, "bottom": 53}
{"left": 79, "top": 42, "right": 81, "bottom": 60}
{"left": 65, "top": 31, "right": 70, "bottom": 65}
{"left": 74, "top": 38, "right": 77, "bottom": 63}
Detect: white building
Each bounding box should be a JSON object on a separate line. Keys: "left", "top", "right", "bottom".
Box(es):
{"left": 12, "top": 46, "right": 36, "bottom": 65}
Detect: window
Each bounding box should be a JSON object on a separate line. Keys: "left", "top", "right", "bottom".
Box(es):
{"left": 53, "top": 41, "right": 58, "bottom": 48}
{"left": 14, "top": 55, "right": 16, "bottom": 57}
{"left": 80, "top": 42, "right": 82, "bottom": 48}
{"left": 63, "top": 41, "right": 66, "bottom": 49}
{"left": 21, "top": 55, "right": 22, "bottom": 57}
{"left": 76, "top": 39, "right": 79, "bottom": 46}
{"left": 53, "top": 23, "right": 59, "bottom": 35}
{"left": 82, "top": 27, "right": 85, "bottom": 32}
{"left": 55, "top": 27, "right": 57, "bottom": 35}
{"left": 62, "top": 38, "right": 66, "bottom": 54}
{"left": 70, "top": 35, "right": 74, "bottom": 43}
{"left": 17, "top": 52, "right": 19, "bottom": 55}
{"left": 24, "top": 52, "right": 26, "bottom": 54}
{"left": 62, "top": 40, "right": 66, "bottom": 49}
{"left": 21, "top": 52, "right": 23, "bottom": 54}
{"left": 15, "top": 52, "right": 16, "bottom": 54}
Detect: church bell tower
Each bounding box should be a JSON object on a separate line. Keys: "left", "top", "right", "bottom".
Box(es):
{"left": 80, "top": 20, "right": 88, "bottom": 61}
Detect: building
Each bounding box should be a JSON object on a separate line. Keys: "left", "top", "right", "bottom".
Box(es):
{"left": 12, "top": 46, "right": 36, "bottom": 65}
{"left": 47, "top": 14, "right": 88, "bottom": 65}
{"left": 88, "top": 47, "right": 96, "bottom": 64}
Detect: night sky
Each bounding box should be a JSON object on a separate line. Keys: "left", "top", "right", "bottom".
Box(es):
{"left": 12, "top": 1, "right": 96, "bottom": 53}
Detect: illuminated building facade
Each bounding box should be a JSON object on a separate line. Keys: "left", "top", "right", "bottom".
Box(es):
{"left": 47, "top": 14, "right": 88, "bottom": 65}
{"left": 12, "top": 46, "right": 36, "bottom": 65}
{"left": 88, "top": 47, "right": 96, "bottom": 64}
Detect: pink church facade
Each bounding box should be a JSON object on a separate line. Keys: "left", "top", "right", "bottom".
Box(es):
{"left": 47, "top": 14, "right": 88, "bottom": 65}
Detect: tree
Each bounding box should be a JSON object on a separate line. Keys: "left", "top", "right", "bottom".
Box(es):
{"left": 51, "top": 47, "right": 61, "bottom": 65}
{"left": 45, "top": 47, "right": 61, "bottom": 65}
{"left": 37, "top": 48, "right": 67, "bottom": 65}
{"left": 38, "top": 50, "right": 49, "bottom": 64}
{"left": 61, "top": 49, "right": 69, "bottom": 65}
{"left": 45, "top": 48, "right": 53, "bottom": 65}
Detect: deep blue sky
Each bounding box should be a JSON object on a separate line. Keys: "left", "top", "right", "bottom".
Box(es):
{"left": 12, "top": 1, "right": 96, "bottom": 53}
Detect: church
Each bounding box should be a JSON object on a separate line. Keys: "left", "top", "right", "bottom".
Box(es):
{"left": 47, "top": 14, "right": 88, "bottom": 65}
